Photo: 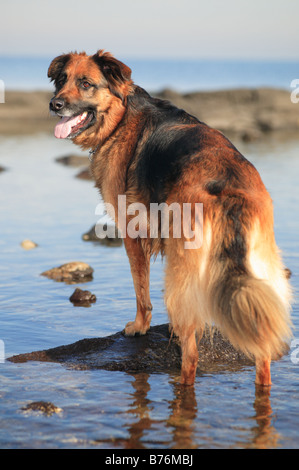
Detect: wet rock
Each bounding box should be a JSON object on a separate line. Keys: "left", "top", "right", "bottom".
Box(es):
{"left": 20, "top": 239, "right": 38, "bottom": 250}
{"left": 285, "top": 268, "right": 292, "bottom": 279}
{"left": 41, "top": 261, "right": 93, "bottom": 284}
{"left": 21, "top": 401, "right": 62, "bottom": 416}
{"left": 55, "top": 154, "right": 89, "bottom": 167}
{"left": 69, "top": 288, "right": 96, "bottom": 306}
{"left": 76, "top": 167, "right": 93, "bottom": 180}
{"left": 82, "top": 224, "right": 123, "bottom": 247}
{"left": 7, "top": 324, "right": 254, "bottom": 375}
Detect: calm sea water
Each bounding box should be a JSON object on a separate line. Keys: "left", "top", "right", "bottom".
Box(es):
{"left": 0, "top": 132, "right": 298, "bottom": 449}
{"left": 0, "top": 56, "right": 298, "bottom": 92}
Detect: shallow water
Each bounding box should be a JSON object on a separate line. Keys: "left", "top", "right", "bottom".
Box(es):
{"left": 0, "top": 133, "right": 298, "bottom": 449}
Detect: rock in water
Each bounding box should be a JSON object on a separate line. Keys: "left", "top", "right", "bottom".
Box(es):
{"left": 76, "top": 167, "right": 93, "bottom": 180}
{"left": 69, "top": 288, "right": 96, "bottom": 306}
{"left": 7, "top": 324, "right": 253, "bottom": 375}
{"left": 41, "top": 262, "right": 93, "bottom": 283}
{"left": 55, "top": 154, "right": 89, "bottom": 167}
{"left": 82, "top": 224, "right": 123, "bottom": 246}
{"left": 21, "top": 401, "right": 62, "bottom": 416}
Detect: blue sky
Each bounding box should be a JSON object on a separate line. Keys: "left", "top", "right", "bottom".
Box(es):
{"left": 1, "top": 0, "right": 298, "bottom": 59}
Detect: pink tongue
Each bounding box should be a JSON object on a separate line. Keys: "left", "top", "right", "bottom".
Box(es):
{"left": 54, "top": 114, "right": 83, "bottom": 139}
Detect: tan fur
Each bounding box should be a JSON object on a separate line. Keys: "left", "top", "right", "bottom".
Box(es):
{"left": 164, "top": 192, "right": 292, "bottom": 384}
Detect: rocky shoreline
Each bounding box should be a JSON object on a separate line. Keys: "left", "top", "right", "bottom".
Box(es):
{"left": 0, "top": 88, "right": 298, "bottom": 141}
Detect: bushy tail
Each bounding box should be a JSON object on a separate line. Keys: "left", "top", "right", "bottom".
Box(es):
{"left": 211, "top": 273, "right": 292, "bottom": 360}
{"left": 207, "top": 191, "right": 292, "bottom": 361}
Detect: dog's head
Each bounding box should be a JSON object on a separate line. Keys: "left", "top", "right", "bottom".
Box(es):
{"left": 48, "top": 50, "right": 133, "bottom": 146}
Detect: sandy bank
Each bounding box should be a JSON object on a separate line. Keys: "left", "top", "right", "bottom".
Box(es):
{"left": 0, "top": 91, "right": 54, "bottom": 135}
{"left": 0, "top": 88, "right": 298, "bottom": 140}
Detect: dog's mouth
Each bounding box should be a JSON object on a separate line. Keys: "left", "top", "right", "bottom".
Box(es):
{"left": 54, "top": 111, "right": 95, "bottom": 139}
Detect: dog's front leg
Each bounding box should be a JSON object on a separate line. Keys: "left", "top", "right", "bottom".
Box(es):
{"left": 123, "top": 237, "right": 152, "bottom": 336}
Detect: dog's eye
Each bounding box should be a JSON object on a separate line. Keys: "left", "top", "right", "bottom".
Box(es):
{"left": 81, "top": 81, "right": 91, "bottom": 90}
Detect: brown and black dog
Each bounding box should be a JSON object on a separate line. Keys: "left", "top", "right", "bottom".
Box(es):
{"left": 48, "top": 50, "right": 292, "bottom": 386}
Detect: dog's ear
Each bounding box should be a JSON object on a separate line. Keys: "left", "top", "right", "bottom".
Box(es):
{"left": 48, "top": 54, "right": 71, "bottom": 83}
{"left": 92, "top": 50, "right": 132, "bottom": 102}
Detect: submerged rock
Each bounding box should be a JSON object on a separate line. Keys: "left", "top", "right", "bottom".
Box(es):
{"left": 82, "top": 224, "right": 123, "bottom": 247}
{"left": 41, "top": 262, "right": 93, "bottom": 283}
{"left": 69, "top": 288, "right": 96, "bottom": 306}
{"left": 76, "top": 167, "right": 93, "bottom": 180}
{"left": 21, "top": 401, "right": 62, "bottom": 416}
{"left": 55, "top": 154, "right": 89, "bottom": 167}
{"left": 8, "top": 324, "right": 253, "bottom": 375}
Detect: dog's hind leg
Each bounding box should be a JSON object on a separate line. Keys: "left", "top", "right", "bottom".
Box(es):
{"left": 255, "top": 357, "right": 272, "bottom": 387}
{"left": 164, "top": 244, "right": 204, "bottom": 385}
{"left": 124, "top": 237, "right": 152, "bottom": 336}
{"left": 180, "top": 326, "right": 200, "bottom": 385}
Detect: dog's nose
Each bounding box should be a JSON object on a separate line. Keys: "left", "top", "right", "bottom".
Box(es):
{"left": 50, "top": 97, "right": 65, "bottom": 112}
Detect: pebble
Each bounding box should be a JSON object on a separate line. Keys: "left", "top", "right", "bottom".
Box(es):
{"left": 20, "top": 239, "right": 38, "bottom": 250}
{"left": 41, "top": 261, "right": 93, "bottom": 283}
{"left": 21, "top": 401, "right": 62, "bottom": 416}
{"left": 69, "top": 287, "right": 96, "bottom": 306}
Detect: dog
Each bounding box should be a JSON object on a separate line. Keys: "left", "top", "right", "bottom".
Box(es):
{"left": 48, "top": 50, "right": 292, "bottom": 386}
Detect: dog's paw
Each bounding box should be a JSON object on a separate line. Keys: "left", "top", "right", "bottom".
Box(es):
{"left": 124, "top": 321, "right": 148, "bottom": 336}
{"left": 125, "top": 321, "right": 141, "bottom": 336}
{"left": 124, "top": 312, "right": 152, "bottom": 336}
